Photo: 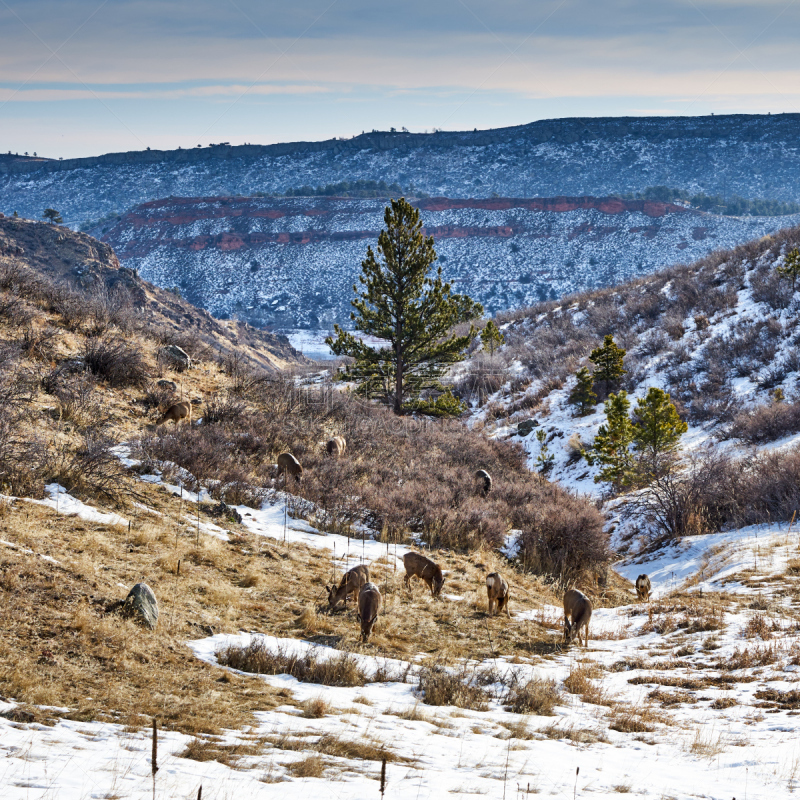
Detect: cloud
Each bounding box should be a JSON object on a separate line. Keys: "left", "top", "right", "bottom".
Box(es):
{"left": 0, "top": 83, "right": 329, "bottom": 102}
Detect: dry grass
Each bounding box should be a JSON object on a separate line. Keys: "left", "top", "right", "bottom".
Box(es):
{"left": 0, "top": 486, "right": 573, "bottom": 739}
{"left": 563, "top": 664, "right": 612, "bottom": 706}
{"left": 607, "top": 702, "right": 668, "bottom": 733}
{"left": 216, "top": 640, "right": 369, "bottom": 687}
{"left": 539, "top": 723, "right": 609, "bottom": 744}
{"left": 285, "top": 755, "right": 325, "bottom": 778}
{"left": 417, "top": 663, "right": 490, "bottom": 711}
{"left": 504, "top": 677, "right": 561, "bottom": 715}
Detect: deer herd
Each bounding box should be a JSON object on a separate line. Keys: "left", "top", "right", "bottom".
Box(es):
{"left": 152, "top": 413, "right": 653, "bottom": 647}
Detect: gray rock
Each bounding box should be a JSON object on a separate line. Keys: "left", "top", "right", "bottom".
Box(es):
{"left": 517, "top": 418, "right": 539, "bottom": 437}
{"left": 159, "top": 345, "right": 192, "bottom": 372}
{"left": 123, "top": 582, "right": 159, "bottom": 630}
{"left": 156, "top": 379, "right": 178, "bottom": 392}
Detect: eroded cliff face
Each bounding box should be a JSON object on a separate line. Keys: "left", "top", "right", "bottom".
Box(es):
{"left": 93, "top": 196, "right": 799, "bottom": 330}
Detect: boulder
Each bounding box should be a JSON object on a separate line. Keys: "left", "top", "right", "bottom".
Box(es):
{"left": 517, "top": 418, "right": 538, "bottom": 437}
{"left": 159, "top": 345, "right": 192, "bottom": 372}
{"left": 156, "top": 379, "right": 178, "bottom": 392}
{"left": 123, "top": 582, "right": 159, "bottom": 630}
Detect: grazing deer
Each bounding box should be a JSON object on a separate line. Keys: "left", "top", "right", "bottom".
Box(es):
{"left": 357, "top": 582, "right": 382, "bottom": 642}
{"left": 403, "top": 551, "right": 445, "bottom": 597}
{"left": 156, "top": 401, "right": 192, "bottom": 426}
{"left": 486, "top": 572, "right": 510, "bottom": 617}
{"left": 326, "top": 436, "right": 346, "bottom": 457}
{"left": 563, "top": 588, "right": 593, "bottom": 648}
{"left": 277, "top": 452, "right": 303, "bottom": 483}
{"left": 326, "top": 565, "right": 369, "bottom": 610}
{"left": 475, "top": 469, "right": 492, "bottom": 496}
{"left": 635, "top": 574, "right": 651, "bottom": 602}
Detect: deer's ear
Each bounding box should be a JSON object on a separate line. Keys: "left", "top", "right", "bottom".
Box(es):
{"left": 325, "top": 585, "right": 331, "bottom": 592}
{"left": 356, "top": 613, "right": 362, "bottom": 622}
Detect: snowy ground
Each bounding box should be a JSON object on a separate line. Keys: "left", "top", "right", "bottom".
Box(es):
{"left": 3, "top": 463, "right": 800, "bottom": 798}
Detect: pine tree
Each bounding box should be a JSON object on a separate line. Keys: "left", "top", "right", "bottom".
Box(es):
{"left": 569, "top": 367, "right": 597, "bottom": 415}
{"left": 777, "top": 247, "right": 800, "bottom": 291}
{"left": 480, "top": 319, "right": 505, "bottom": 356}
{"left": 327, "top": 198, "right": 483, "bottom": 414}
{"left": 631, "top": 387, "right": 687, "bottom": 480}
{"left": 589, "top": 335, "right": 626, "bottom": 399}
{"left": 42, "top": 208, "right": 63, "bottom": 224}
{"left": 590, "top": 391, "right": 635, "bottom": 492}
{"left": 535, "top": 428, "right": 554, "bottom": 475}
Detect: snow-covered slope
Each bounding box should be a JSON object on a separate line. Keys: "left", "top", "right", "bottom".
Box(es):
{"left": 92, "top": 194, "right": 800, "bottom": 329}
{"left": 5, "top": 113, "right": 800, "bottom": 226}
{"left": 468, "top": 222, "right": 800, "bottom": 504}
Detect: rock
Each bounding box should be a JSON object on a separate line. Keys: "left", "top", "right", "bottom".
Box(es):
{"left": 517, "top": 418, "right": 538, "bottom": 437}
{"left": 210, "top": 501, "right": 242, "bottom": 524}
{"left": 123, "top": 582, "right": 159, "bottom": 630}
{"left": 156, "top": 379, "right": 178, "bottom": 392}
{"left": 159, "top": 345, "right": 192, "bottom": 372}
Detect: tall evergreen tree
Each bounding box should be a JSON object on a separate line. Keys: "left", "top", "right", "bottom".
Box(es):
{"left": 480, "top": 319, "right": 505, "bottom": 356}
{"left": 569, "top": 367, "right": 597, "bottom": 416}
{"left": 327, "top": 198, "right": 483, "bottom": 414}
{"left": 777, "top": 247, "right": 800, "bottom": 291}
{"left": 632, "top": 387, "right": 687, "bottom": 479}
{"left": 589, "top": 390, "right": 635, "bottom": 492}
{"left": 589, "top": 335, "right": 626, "bottom": 399}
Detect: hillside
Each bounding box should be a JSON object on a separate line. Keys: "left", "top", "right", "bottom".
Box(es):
{"left": 91, "top": 194, "right": 799, "bottom": 329}
{"left": 0, "top": 215, "right": 299, "bottom": 370}
{"left": 4, "top": 114, "right": 800, "bottom": 226}
{"left": 2, "top": 219, "right": 800, "bottom": 796}
{"left": 462, "top": 221, "right": 800, "bottom": 546}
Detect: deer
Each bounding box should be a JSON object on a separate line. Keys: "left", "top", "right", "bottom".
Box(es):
{"left": 277, "top": 452, "right": 303, "bottom": 483}
{"left": 486, "top": 572, "right": 510, "bottom": 617}
{"left": 156, "top": 401, "right": 192, "bottom": 426}
{"left": 563, "top": 588, "right": 593, "bottom": 648}
{"left": 635, "top": 574, "right": 651, "bottom": 602}
{"left": 326, "top": 565, "right": 369, "bottom": 610}
{"left": 475, "top": 469, "right": 492, "bottom": 496}
{"left": 326, "top": 436, "right": 346, "bottom": 457}
{"left": 357, "top": 582, "right": 382, "bottom": 642}
{"left": 403, "top": 551, "right": 445, "bottom": 597}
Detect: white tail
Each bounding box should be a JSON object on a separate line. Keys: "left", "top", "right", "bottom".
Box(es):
{"left": 486, "top": 571, "right": 510, "bottom": 617}
{"left": 326, "top": 436, "right": 346, "bottom": 457}
{"left": 563, "top": 589, "right": 592, "bottom": 648}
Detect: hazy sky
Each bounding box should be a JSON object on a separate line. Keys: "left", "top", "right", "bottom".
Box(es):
{"left": 1, "top": 0, "right": 799, "bottom": 158}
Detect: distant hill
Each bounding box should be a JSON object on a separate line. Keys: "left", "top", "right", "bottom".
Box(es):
{"left": 91, "top": 194, "right": 800, "bottom": 329}
{"left": 3, "top": 114, "right": 800, "bottom": 226}
{"left": 0, "top": 214, "right": 300, "bottom": 370}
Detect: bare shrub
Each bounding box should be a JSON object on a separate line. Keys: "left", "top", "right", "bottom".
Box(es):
{"left": 215, "top": 640, "right": 368, "bottom": 686}
{"left": 82, "top": 336, "right": 150, "bottom": 388}
{"left": 727, "top": 401, "right": 800, "bottom": 444}
{"left": 513, "top": 486, "right": 608, "bottom": 581}
{"left": 203, "top": 393, "right": 247, "bottom": 426}
{"left": 46, "top": 434, "right": 133, "bottom": 506}
{"left": 751, "top": 267, "right": 792, "bottom": 310}
{"left": 417, "top": 664, "right": 490, "bottom": 711}
{"left": 50, "top": 374, "right": 104, "bottom": 428}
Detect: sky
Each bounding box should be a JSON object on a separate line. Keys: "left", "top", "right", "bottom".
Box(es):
{"left": 1, "top": 0, "right": 800, "bottom": 159}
